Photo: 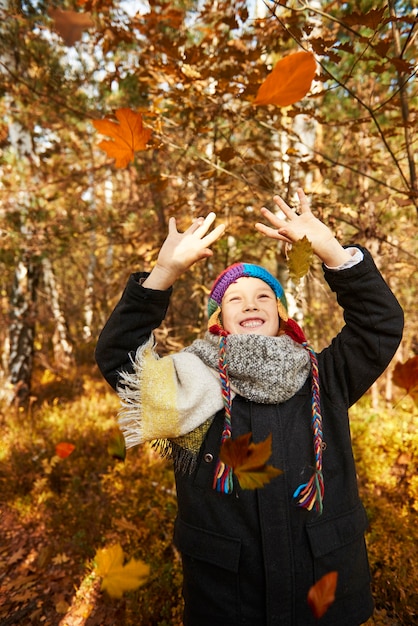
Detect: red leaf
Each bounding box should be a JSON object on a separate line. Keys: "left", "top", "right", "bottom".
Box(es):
{"left": 254, "top": 51, "right": 316, "bottom": 107}
{"left": 307, "top": 571, "right": 338, "bottom": 619}
{"left": 55, "top": 442, "right": 76, "bottom": 459}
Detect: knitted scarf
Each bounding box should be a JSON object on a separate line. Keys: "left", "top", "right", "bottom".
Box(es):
{"left": 117, "top": 331, "right": 311, "bottom": 470}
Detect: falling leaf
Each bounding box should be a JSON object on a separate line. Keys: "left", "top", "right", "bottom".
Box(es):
{"left": 254, "top": 51, "right": 316, "bottom": 107}
{"left": 287, "top": 236, "right": 314, "bottom": 284}
{"left": 393, "top": 356, "right": 418, "bottom": 406}
{"left": 95, "top": 543, "right": 149, "bottom": 599}
{"left": 55, "top": 442, "right": 76, "bottom": 459}
{"left": 48, "top": 8, "right": 94, "bottom": 47}
{"left": 108, "top": 429, "right": 126, "bottom": 461}
{"left": 92, "top": 108, "right": 152, "bottom": 168}
{"left": 307, "top": 571, "right": 338, "bottom": 619}
{"left": 220, "top": 433, "right": 282, "bottom": 490}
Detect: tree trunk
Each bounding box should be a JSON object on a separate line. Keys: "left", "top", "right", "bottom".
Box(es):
{"left": 7, "top": 258, "right": 40, "bottom": 406}
{"left": 42, "top": 257, "right": 74, "bottom": 368}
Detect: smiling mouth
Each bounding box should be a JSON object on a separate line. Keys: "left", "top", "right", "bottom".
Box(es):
{"left": 240, "top": 319, "right": 264, "bottom": 328}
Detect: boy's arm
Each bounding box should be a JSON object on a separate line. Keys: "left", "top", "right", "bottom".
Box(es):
{"left": 95, "top": 213, "right": 225, "bottom": 389}
{"left": 95, "top": 273, "right": 172, "bottom": 390}
{"left": 256, "top": 190, "right": 403, "bottom": 404}
{"left": 321, "top": 248, "right": 404, "bottom": 406}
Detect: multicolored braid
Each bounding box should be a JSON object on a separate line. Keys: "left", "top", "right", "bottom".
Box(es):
{"left": 208, "top": 263, "right": 325, "bottom": 514}
{"left": 292, "top": 344, "right": 324, "bottom": 514}
{"left": 212, "top": 333, "right": 234, "bottom": 493}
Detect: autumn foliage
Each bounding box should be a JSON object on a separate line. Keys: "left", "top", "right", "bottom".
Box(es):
{"left": 0, "top": 0, "right": 417, "bottom": 624}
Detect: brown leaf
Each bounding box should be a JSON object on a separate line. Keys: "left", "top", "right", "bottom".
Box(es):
{"left": 287, "top": 236, "right": 314, "bottom": 284}
{"left": 220, "top": 433, "right": 282, "bottom": 490}
{"left": 307, "top": 571, "right": 338, "bottom": 619}
{"left": 254, "top": 51, "right": 316, "bottom": 107}
{"left": 48, "top": 8, "right": 94, "bottom": 46}
{"left": 393, "top": 356, "right": 418, "bottom": 406}
{"left": 344, "top": 8, "right": 386, "bottom": 30}
{"left": 92, "top": 108, "right": 152, "bottom": 168}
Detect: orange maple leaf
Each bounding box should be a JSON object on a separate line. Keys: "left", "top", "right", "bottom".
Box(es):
{"left": 307, "top": 571, "right": 338, "bottom": 619}
{"left": 254, "top": 51, "right": 316, "bottom": 107}
{"left": 393, "top": 356, "right": 418, "bottom": 406}
{"left": 220, "top": 433, "right": 282, "bottom": 490}
{"left": 92, "top": 108, "right": 152, "bottom": 169}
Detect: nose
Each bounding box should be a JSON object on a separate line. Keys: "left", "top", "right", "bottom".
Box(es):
{"left": 243, "top": 300, "right": 258, "bottom": 311}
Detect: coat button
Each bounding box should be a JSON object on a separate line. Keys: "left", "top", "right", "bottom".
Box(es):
{"left": 204, "top": 453, "right": 214, "bottom": 463}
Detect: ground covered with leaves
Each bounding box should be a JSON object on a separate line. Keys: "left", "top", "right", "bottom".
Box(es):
{"left": 0, "top": 371, "right": 416, "bottom": 625}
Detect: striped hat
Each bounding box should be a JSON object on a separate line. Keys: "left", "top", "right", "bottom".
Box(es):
{"left": 207, "top": 262, "right": 324, "bottom": 514}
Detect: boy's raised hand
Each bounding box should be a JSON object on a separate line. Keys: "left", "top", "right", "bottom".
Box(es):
{"left": 142, "top": 213, "right": 226, "bottom": 290}
{"left": 255, "top": 189, "right": 351, "bottom": 267}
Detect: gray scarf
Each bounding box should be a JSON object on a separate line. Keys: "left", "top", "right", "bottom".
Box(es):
{"left": 185, "top": 332, "right": 311, "bottom": 404}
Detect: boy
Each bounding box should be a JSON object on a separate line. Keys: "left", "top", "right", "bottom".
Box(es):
{"left": 96, "top": 190, "right": 403, "bottom": 625}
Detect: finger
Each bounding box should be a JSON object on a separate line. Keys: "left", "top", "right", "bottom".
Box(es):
{"left": 167, "top": 216, "right": 178, "bottom": 234}
{"left": 259, "top": 206, "right": 284, "bottom": 228}
{"left": 296, "top": 188, "right": 311, "bottom": 214}
{"left": 194, "top": 211, "right": 217, "bottom": 236}
{"left": 255, "top": 222, "right": 283, "bottom": 238}
{"left": 201, "top": 223, "right": 226, "bottom": 246}
{"left": 186, "top": 216, "right": 205, "bottom": 234}
{"left": 272, "top": 195, "right": 297, "bottom": 219}
{"left": 255, "top": 222, "right": 294, "bottom": 243}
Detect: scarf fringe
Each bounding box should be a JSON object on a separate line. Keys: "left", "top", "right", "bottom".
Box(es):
{"left": 152, "top": 438, "right": 200, "bottom": 474}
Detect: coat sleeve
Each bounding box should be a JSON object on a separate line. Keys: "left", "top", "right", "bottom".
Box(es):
{"left": 95, "top": 272, "right": 172, "bottom": 390}
{"left": 319, "top": 246, "right": 404, "bottom": 407}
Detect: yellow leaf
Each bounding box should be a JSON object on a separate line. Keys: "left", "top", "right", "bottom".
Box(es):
{"left": 254, "top": 51, "right": 316, "bottom": 107}
{"left": 95, "top": 543, "right": 149, "bottom": 599}
{"left": 287, "top": 236, "right": 313, "bottom": 284}
{"left": 92, "top": 108, "right": 152, "bottom": 169}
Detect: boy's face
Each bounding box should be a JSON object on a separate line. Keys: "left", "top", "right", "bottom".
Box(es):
{"left": 221, "top": 277, "right": 280, "bottom": 336}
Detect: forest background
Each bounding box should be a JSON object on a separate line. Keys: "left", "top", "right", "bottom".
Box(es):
{"left": 0, "top": 0, "right": 417, "bottom": 624}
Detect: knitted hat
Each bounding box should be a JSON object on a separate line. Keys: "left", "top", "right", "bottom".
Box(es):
{"left": 207, "top": 262, "right": 324, "bottom": 514}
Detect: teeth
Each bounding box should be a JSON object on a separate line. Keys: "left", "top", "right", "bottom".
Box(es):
{"left": 241, "top": 320, "right": 263, "bottom": 328}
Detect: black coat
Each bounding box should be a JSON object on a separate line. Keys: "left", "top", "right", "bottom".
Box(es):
{"left": 95, "top": 248, "right": 404, "bottom": 626}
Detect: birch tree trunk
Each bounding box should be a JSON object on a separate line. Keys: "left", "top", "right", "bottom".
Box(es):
{"left": 1, "top": 0, "right": 39, "bottom": 405}
{"left": 7, "top": 258, "right": 40, "bottom": 406}
{"left": 42, "top": 258, "right": 74, "bottom": 368}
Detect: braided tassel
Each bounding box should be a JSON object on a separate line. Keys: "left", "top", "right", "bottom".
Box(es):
{"left": 213, "top": 334, "right": 234, "bottom": 493}
{"left": 293, "top": 343, "right": 324, "bottom": 514}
